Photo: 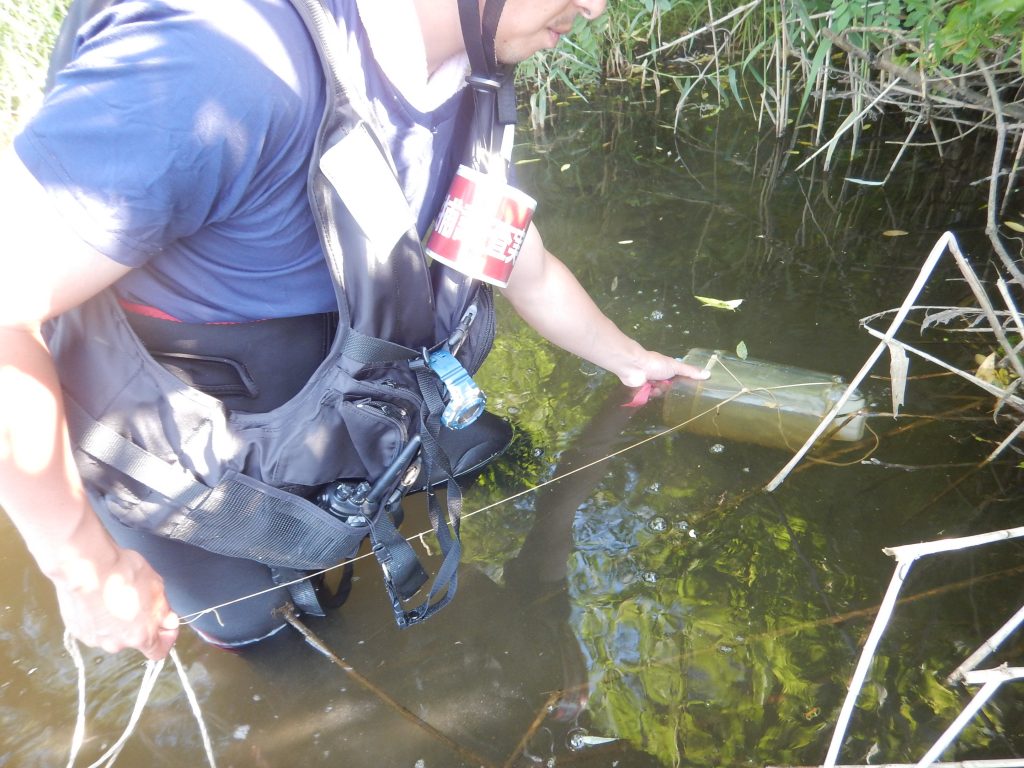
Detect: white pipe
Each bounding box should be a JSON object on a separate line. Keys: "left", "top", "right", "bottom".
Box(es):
{"left": 950, "top": 606, "right": 1024, "bottom": 682}
{"left": 767, "top": 761, "right": 1024, "bottom": 767}
{"left": 823, "top": 558, "right": 915, "bottom": 767}
{"left": 962, "top": 666, "right": 1024, "bottom": 685}
{"left": 914, "top": 679, "right": 1003, "bottom": 768}
{"left": 884, "top": 527, "right": 1024, "bottom": 560}
{"left": 766, "top": 232, "right": 957, "bottom": 492}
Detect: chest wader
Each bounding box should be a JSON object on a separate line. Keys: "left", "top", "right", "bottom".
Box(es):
{"left": 45, "top": 0, "right": 515, "bottom": 630}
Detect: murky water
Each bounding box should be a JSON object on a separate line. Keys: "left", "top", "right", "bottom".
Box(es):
{"left": 2, "top": 90, "right": 1022, "bottom": 768}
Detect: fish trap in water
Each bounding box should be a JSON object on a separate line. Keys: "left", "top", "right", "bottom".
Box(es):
{"left": 664, "top": 349, "right": 867, "bottom": 451}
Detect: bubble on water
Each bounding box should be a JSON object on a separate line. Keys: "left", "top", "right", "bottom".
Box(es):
{"left": 507, "top": 406, "right": 520, "bottom": 415}
{"left": 641, "top": 571, "right": 658, "bottom": 584}
{"left": 650, "top": 310, "right": 664, "bottom": 321}
{"left": 709, "top": 443, "right": 726, "bottom": 454}
{"left": 677, "top": 520, "right": 690, "bottom": 531}
{"left": 233, "top": 725, "right": 250, "bottom": 740}
{"left": 647, "top": 482, "right": 660, "bottom": 493}
{"left": 648, "top": 517, "right": 668, "bottom": 532}
{"left": 718, "top": 645, "right": 734, "bottom": 654}
{"left": 688, "top": 529, "right": 698, "bottom": 539}
{"left": 414, "top": 760, "right": 426, "bottom": 768}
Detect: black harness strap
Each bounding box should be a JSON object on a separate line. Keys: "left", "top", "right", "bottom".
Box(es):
{"left": 481, "top": 0, "right": 508, "bottom": 72}
{"left": 55, "top": 0, "right": 509, "bottom": 629}
{"left": 458, "top": 0, "right": 518, "bottom": 140}
{"left": 67, "top": 397, "right": 368, "bottom": 571}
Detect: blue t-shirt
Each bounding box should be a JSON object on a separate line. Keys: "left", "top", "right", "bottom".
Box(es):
{"left": 15, "top": 0, "right": 467, "bottom": 322}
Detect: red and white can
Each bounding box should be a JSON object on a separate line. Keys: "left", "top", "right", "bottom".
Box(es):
{"left": 425, "top": 165, "right": 537, "bottom": 288}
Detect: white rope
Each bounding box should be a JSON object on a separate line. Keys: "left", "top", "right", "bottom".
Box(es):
{"left": 170, "top": 648, "right": 218, "bottom": 768}
{"left": 178, "top": 388, "right": 750, "bottom": 627}
{"left": 84, "top": 657, "right": 164, "bottom": 768}
{"left": 63, "top": 642, "right": 219, "bottom": 768}
{"left": 64, "top": 631, "right": 88, "bottom": 768}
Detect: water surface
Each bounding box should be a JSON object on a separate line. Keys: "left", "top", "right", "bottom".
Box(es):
{"left": 2, "top": 89, "right": 1022, "bottom": 768}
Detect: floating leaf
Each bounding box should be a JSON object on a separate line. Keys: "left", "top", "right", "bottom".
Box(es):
{"left": 560, "top": 163, "right": 571, "bottom": 172}
{"left": 1004, "top": 220, "right": 1024, "bottom": 233}
{"left": 975, "top": 352, "right": 998, "bottom": 384}
{"left": 882, "top": 229, "right": 909, "bottom": 237}
{"left": 736, "top": 340, "right": 748, "bottom": 360}
{"left": 694, "top": 295, "right": 743, "bottom": 311}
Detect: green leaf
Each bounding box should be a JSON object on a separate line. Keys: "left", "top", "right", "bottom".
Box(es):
{"left": 695, "top": 295, "right": 743, "bottom": 311}
{"left": 736, "top": 340, "right": 749, "bottom": 360}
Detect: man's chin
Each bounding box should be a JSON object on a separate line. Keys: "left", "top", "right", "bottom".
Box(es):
{"left": 495, "top": 40, "right": 552, "bottom": 66}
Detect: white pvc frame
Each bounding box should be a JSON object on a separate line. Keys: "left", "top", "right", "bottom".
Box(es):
{"left": 822, "top": 527, "right": 1024, "bottom": 768}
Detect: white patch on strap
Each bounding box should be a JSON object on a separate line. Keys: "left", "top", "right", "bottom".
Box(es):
{"left": 319, "top": 123, "right": 415, "bottom": 256}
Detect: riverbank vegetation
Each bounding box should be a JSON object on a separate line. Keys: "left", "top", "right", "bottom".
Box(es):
{"left": 0, "top": 0, "right": 67, "bottom": 147}
{"left": 523, "top": 0, "right": 1024, "bottom": 276}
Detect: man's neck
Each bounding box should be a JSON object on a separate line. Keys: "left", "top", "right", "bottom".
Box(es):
{"left": 412, "top": 0, "right": 466, "bottom": 74}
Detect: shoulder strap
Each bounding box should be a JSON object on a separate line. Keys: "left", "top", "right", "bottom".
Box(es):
{"left": 288, "top": 0, "right": 467, "bottom": 625}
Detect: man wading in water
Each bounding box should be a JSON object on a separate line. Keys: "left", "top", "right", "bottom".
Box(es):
{"left": 0, "top": 0, "right": 708, "bottom": 660}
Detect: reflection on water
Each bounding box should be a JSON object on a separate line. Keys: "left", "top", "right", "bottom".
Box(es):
{"left": 2, "top": 90, "right": 1022, "bottom": 767}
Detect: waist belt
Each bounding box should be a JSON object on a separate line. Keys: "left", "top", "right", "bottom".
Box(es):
{"left": 126, "top": 311, "right": 339, "bottom": 413}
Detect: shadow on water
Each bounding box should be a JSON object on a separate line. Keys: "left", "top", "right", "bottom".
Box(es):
{"left": 2, "top": 88, "right": 1023, "bottom": 767}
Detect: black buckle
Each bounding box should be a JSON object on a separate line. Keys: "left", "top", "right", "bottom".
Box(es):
{"left": 466, "top": 72, "right": 504, "bottom": 92}
{"left": 373, "top": 542, "right": 429, "bottom": 628}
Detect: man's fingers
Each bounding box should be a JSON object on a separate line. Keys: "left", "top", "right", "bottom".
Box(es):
{"left": 141, "top": 623, "right": 179, "bottom": 661}
{"left": 675, "top": 361, "right": 710, "bottom": 380}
